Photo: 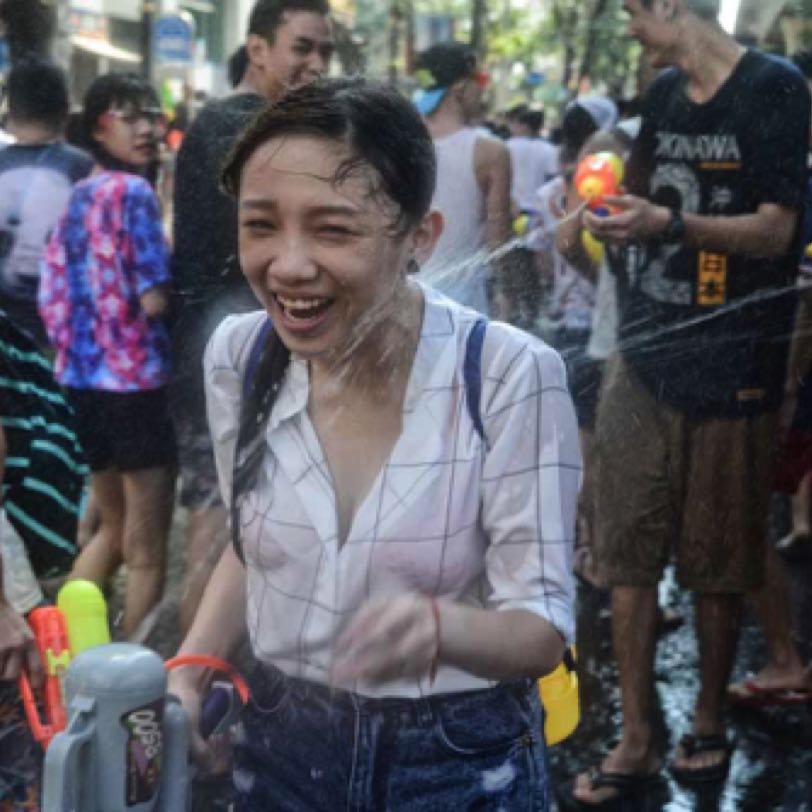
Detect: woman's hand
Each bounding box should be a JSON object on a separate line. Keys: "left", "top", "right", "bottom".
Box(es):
{"left": 0, "top": 600, "right": 42, "bottom": 687}
{"left": 331, "top": 594, "right": 439, "bottom": 686}
{"left": 139, "top": 285, "right": 170, "bottom": 318}
{"left": 167, "top": 669, "right": 231, "bottom": 777}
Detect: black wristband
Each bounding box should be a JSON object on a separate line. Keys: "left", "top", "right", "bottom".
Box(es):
{"left": 662, "top": 206, "right": 686, "bottom": 244}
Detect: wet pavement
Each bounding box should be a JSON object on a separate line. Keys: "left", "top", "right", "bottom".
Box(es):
{"left": 550, "top": 496, "right": 812, "bottom": 812}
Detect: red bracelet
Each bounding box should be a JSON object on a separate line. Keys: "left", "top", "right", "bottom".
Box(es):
{"left": 427, "top": 596, "right": 441, "bottom": 685}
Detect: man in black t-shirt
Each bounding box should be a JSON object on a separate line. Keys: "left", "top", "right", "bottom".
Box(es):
{"left": 171, "top": 0, "right": 334, "bottom": 634}
{"left": 568, "top": 1, "right": 811, "bottom": 807}
{"left": 0, "top": 57, "right": 93, "bottom": 348}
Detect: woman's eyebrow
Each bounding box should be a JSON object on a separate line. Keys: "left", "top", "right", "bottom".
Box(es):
{"left": 240, "top": 200, "right": 363, "bottom": 217}
{"left": 307, "top": 204, "right": 363, "bottom": 218}
{"left": 241, "top": 198, "right": 277, "bottom": 210}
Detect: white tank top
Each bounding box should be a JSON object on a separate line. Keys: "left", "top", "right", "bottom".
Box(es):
{"left": 422, "top": 128, "right": 490, "bottom": 314}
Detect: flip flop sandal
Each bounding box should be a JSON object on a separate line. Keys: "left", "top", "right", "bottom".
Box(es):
{"left": 559, "top": 765, "right": 662, "bottom": 810}
{"left": 670, "top": 733, "right": 733, "bottom": 786}
{"left": 776, "top": 533, "right": 812, "bottom": 562}
{"left": 728, "top": 677, "right": 812, "bottom": 707}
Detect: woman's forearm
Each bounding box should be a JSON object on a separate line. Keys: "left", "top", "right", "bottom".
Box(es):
{"left": 439, "top": 604, "right": 566, "bottom": 681}
{"left": 175, "top": 543, "right": 247, "bottom": 662}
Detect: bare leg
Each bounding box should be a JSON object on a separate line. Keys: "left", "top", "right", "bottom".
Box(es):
{"left": 791, "top": 472, "right": 811, "bottom": 536}
{"left": 573, "top": 428, "right": 604, "bottom": 588}
{"left": 777, "top": 473, "right": 812, "bottom": 552}
{"left": 76, "top": 487, "right": 99, "bottom": 549}
{"left": 70, "top": 470, "right": 125, "bottom": 585}
{"left": 574, "top": 585, "right": 661, "bottom": 804}
{"left": 179, "top": 504, "right": 228, "bottom": 636}
{"left": 120, "top": 466, "right": 176, "bottom": 638}
{"left": 672, "top": 592, "right": 741, "bottom": 773}
{"left": 730, "top": 545, "right": 806, "bottom": 692}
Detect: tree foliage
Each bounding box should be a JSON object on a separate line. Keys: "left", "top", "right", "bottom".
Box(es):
{"left": 404, "top": 0, "right": 639, "bottom": 99}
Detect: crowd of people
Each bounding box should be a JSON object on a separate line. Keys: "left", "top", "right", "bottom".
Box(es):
{"left": 0, "top": 0, "right": 811, "bottom": 809}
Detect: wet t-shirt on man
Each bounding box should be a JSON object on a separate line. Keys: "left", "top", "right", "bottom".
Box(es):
{"left": 614, "top": 50, "right": 810, "bottom": 417}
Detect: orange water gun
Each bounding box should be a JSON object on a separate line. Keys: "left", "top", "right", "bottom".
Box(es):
{"left": 574, "top": 151, "right": 625, "bottom": 265}
{"left": 574, "top": 151, "right": 624, "bottom": 212}
{"left": 17, "top": 607, "right": 70, "bottom": 749}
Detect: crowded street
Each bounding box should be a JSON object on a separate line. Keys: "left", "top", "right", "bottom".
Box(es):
{"left": 2, "top": 1, "right": 812, "bottom": 810}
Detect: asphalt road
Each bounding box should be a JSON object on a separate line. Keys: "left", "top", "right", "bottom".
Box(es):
{"left": 551, "top": 496, "right": 812, "bottom": 812}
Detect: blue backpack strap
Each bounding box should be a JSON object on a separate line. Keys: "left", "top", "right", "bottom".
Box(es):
{"left": 232, "top": 317, "right": 287, "bottom": 564}
{"left": 464, "top": 318, "right": 488, "bottom": 442}
{"left": 242, "top": 318, "right": 275, "bottom": 398}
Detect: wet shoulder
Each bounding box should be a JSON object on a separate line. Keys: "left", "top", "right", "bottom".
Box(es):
{"left": 185, "top": 93, "right": 265, "bottom": 143}
{"left": 54, "top": 143, "right": 94, "bottom": 177}
{"left": 743, "top": 50, "right": 806, "bottom": 90}
{"left": 480, "top": 321, "right": 568, "bottom": 411}
{"left": 206, "top": 310, "right": 269, "bottom": 374}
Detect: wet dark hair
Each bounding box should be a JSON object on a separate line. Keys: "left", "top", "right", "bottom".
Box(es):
{"left": 506, "top": 104, "right": 544, "bottom": 134}
{"left": 559, "top": 103, "right": 599, "bottom": 166}
{"left": 7, "top": 56, "right": 68, "bottom": 131}
{"left": 81, "top": 73, "right": 157, "bottom": 165}
{"left": 222, "top": 77, "right": 436, "bottom": 235}
{"left": 228, "top": 44, "right": 250, "bottom": 87}
{"left": 506, "top": 103, "right": 528, "bottom": 121}
{"left": 248, "top": 0, "right": 330, "bottom": 43}
{"left": 414, "top": 40, "right": 476, "bottom": 90}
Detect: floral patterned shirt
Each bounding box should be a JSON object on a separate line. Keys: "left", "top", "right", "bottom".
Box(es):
{"left": 39, "top": 170, "right": 171, "bottom": 391}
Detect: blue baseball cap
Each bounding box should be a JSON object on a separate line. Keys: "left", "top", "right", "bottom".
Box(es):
{"left": 412, "top": 41, "right": 477, "bottom": 118}
{"left": 413, "top": 87, "right": 449, "bottom": 116}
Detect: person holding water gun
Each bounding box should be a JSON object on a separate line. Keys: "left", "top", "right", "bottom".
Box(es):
{"left": 0, "top": 312, "right": 86, "bottom": 807}
{"left": 168, "top": 78, "right": 580, "bottom": 810}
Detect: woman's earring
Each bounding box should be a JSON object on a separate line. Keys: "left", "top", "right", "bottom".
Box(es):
{"left": 407, "top": 258, "right": 421, "bottom": 274}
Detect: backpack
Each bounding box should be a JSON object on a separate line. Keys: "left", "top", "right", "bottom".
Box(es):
{"left": 230, "top": 317, "right": 488, "bottom": 563}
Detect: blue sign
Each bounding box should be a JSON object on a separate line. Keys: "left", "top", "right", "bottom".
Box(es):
{"left": 154, "top": 14, "right": 195, "bottom": 65}
{"left": 0, "top": 38, "right": 9, "bottom": 74}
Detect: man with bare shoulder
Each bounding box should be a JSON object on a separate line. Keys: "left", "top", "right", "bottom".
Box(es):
{"left": 413, "top": 42, "right": 512, "bottom": 318}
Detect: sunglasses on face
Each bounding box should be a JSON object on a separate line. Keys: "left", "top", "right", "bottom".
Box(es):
{"left": 104, "top": 107, "right": 166, "bottom": 127}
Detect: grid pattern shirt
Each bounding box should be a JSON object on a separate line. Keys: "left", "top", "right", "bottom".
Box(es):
{"left": 205, "top": 284, "right": 580, "bottom": 698}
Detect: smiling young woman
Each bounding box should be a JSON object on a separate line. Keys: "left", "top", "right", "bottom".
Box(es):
{"left": 168, "top": 77, "right": 581, "bottom": 811}
{"left": 38, "top": 74, "right": 176, "bottom": 641}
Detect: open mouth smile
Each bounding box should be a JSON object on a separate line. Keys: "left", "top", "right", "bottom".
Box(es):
{"left": 274, "top": 294, "right": 336, "bottom": 330}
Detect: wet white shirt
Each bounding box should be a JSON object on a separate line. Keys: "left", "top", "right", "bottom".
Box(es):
{"left": 507, "top": 136, "right": 558, "bottom": 213}
{"left": 205, "top": 283, "right": 580, "bottom": 698}
{"left": 421, "top": 128, "right": 491, "bottom": 315}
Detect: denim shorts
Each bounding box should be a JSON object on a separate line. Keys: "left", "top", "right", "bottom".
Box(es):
{"left": 232, "top": 665, "right": 550, "bottom": 811}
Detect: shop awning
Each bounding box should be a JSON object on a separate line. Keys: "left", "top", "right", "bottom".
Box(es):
{"left": 71, "top": 35, "right": 141, "bottom": 65}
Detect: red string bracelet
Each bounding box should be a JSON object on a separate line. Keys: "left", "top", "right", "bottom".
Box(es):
{"left": 427, "top": 595, "right": 441, "bottom": 685}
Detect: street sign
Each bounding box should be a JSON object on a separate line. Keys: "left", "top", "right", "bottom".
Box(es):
{"left": 154, "top": 13, "right": 195, "bottom": 66}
